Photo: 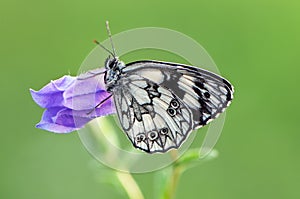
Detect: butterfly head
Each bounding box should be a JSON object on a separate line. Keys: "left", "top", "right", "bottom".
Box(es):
{"left": 105, "top": 56, "right": 125, "bottom": 70}
{"left": 104, "top": 56, "right": 125, "bottom": 91}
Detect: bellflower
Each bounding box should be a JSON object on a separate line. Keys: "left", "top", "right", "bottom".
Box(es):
{"left": 30, "top": 68, "right": 115, "bottom": 133}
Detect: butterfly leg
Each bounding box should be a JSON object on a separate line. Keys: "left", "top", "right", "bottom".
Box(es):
{"left": 86, "top": 94, "right": 112, "bottom": 115}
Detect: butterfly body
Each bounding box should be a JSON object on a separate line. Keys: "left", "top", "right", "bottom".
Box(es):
{"left": 102, "top": 56, "right": 234, "bottom": 153}
{"left": 103, "top": 57, "right": 125, "bottom": 92}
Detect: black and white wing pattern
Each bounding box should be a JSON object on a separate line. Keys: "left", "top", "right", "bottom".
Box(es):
{"left": 113, "top": 60, "right": 234, "bottom": 153}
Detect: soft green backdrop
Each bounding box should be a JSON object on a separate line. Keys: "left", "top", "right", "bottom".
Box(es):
{"left": 1, "top": 0, "right": 299, "bottom": 198}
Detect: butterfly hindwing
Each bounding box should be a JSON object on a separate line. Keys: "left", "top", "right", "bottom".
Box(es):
{"left": 113, "top": 74, "right": 193, "bottom": 153}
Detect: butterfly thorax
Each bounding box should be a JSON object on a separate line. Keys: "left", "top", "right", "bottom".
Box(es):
{"left": 104, "top": 57, "right": 125, "bottom": 92}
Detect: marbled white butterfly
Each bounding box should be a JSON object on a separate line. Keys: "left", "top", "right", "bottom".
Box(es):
{"left": 86, "top": 22, "right": 234, "bottom": 153}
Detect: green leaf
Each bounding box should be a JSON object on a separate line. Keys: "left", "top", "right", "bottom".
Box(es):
{"left": 175, "top": 148, "right": 218, "bottom": 170}
{"left": 154, "top": 149, "right": 218, "bottom": 199}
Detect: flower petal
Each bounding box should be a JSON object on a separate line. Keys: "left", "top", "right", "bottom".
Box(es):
{"left": 55, "top": 99, "right": 116, "bottom": 129}
{"left": 35, "top": 100, "right": 116, "bottom": 133}
{"left": 36, "top": 107, "right": 79, "bottom": 133}
{"left": 51, "top": 75, "right": 77, "bottom": 91}
{"left": 63, "top": 73, "right": 110, "bottom": 110}
{"left": 36, "top": 122, "right": 79, "bottom": 133}
{"left": 30, "top": 76, "right": 76, "bottom": 108}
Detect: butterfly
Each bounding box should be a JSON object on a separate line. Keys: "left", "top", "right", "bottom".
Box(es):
{"left": 84, "top": 22, "right": 234, "bottom": 153}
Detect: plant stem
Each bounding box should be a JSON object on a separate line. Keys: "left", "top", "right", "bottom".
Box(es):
{"left": 164, "top": 150, "right": 184, "bottom": 199}
{"left": 168, "top": 165, "right": 183, "bottom": 199}
{"left": 116, "top": 171, "right": 144, "bottom": 199}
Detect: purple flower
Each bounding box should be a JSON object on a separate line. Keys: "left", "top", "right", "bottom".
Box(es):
{"left": 30, "top": 68, "right": 115, "bottom": 133}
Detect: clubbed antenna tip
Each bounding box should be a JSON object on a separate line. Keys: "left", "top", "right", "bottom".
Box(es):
{"left": 93, "top": 39, "right": 114, "bottom": 57}
{"left": 93, "top": 39, "right": 100, "bottom": 44}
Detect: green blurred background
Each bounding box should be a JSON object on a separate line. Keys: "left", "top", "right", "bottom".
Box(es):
{"left": 1, "top": 0, "right": 299, "bottom": 198}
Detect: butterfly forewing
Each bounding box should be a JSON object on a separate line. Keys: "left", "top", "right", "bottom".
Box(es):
{"left": 123, "top": 61, "right": 234, "bottom": 128}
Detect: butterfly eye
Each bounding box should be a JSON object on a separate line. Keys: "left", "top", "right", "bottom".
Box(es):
{"left": 170, "top": 99, "right": 180, "bottom": 109}
{"left": 160, "top": 128, "right": 168, "bottom": 135}
{"left": 167, "top": 108, "right": 176, "bottom": 117}
{"left": 108, "top": 61, "right": 115, "bottom": 69}
{"left": 148, "top": 131, "right": 158, "bottom": 141}
{"left": 135, "top": 134, "right": 146, "bottom": 142}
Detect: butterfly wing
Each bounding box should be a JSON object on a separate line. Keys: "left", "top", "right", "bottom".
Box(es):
{"left": 113, "top": 74, "right": 193, "bottom": 153}
{"left": 123, "top": 60, "right": 234, "bottom": 128}
{"left": 113, "top": 60, "right": 234, "bottom": 153}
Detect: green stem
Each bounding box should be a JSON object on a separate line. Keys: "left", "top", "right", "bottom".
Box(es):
{"left": 168, "top": 166, "right": 183, "bottom": 199}
{"left": 164, "top": 150, "right": 184, "bottom": 199}
{"left": 116, "top": 171, "right": 144, "bottom": 199}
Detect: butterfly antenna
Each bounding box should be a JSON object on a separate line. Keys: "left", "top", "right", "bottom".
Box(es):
{"left": 93, "top": 39, "right": 115, "bottom": 57}
{"left": 105, "top": 21, "right": 117, "bottom": 57}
